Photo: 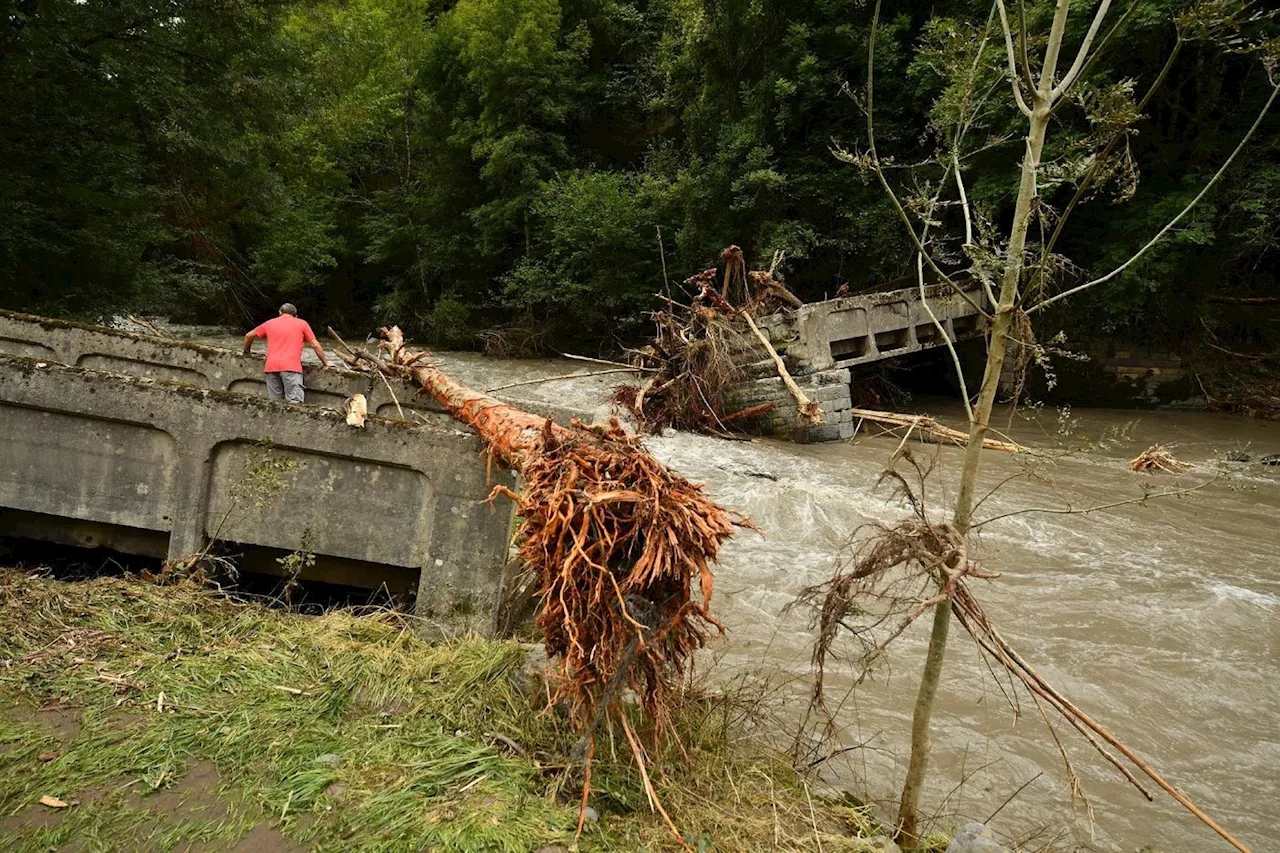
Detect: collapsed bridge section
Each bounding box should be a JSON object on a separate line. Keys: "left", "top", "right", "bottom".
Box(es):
{"left": 726, "top": 280, "right": 989, "bottom": 441}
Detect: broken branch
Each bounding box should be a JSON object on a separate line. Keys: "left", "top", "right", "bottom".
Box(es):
{"left": 741, "top": 311, "right": 822, "bottom": 425}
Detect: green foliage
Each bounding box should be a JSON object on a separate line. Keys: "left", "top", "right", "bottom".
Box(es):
{"left": 1, "top": 0, "right": 1275, "bottom": 352}
{"left": 506, "top": 170, "right": 673, "bottom": 336}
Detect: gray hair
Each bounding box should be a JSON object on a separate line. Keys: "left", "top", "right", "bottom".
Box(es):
{"left": 279, "top": 302, "right": 298, "bottom": 316}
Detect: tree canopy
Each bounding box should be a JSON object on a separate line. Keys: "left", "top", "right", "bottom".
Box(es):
{"left": 2, "top": 0, "right": 1276, "bottom": 354}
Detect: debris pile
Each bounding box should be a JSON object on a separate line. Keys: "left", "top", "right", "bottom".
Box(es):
{"left": 615, "top": 245, "right": 811, "bottom": 434}
{"left": 1129, "top": 444, "right": 1191, "bottom": 473}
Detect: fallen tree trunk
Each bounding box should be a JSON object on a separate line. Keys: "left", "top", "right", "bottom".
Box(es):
{"left": 741, "top": 311, "right": 822, "bottom": 425}
{"left": 334, "top": 326, "right": 742, "bottom": 735}
{"left": 849, "top": 408, "right": 1027, "bottom": 454}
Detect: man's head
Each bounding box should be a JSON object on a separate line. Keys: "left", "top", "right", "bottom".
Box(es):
{"left": 279, "top": 303, "right": 298, "bottom": 316}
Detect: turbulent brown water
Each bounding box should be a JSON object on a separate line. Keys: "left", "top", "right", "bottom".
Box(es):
{"left": 190, "top": 331, "right": 1280, "bottom": 851}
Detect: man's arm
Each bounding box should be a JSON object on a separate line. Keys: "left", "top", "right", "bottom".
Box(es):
{"left": 309, "top": 338, "right": 331, "bottom": 369}
{"left": 242, "top": 331, "right": 257, "bottom": 356}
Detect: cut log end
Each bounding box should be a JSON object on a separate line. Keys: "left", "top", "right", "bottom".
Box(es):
{"left": 344, "top": 393, "right": 368, "bottom": 428}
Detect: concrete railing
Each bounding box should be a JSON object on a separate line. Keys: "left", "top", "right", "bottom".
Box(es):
{"left": 754, "top": 280, "right": 988, "bottom": 374}
{"left": 725, "top": 281, "right": 989, "bottom": 442}
{"left": 0, "top": 354, "right": 515, "bottom": 630}
{"left": 0, "top": 311, "right": 439, "bottom": 422}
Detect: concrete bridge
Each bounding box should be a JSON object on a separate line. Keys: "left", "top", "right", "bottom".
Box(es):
{"left": 0, "top": 312, "right": 515, "bottom": 630}
{"left": 726, "top": 280, "right": 989, "bottom": 441}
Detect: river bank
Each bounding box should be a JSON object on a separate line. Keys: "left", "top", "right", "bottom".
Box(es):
{"left": 0, "top": 569, "right": 939, "bottom": 852}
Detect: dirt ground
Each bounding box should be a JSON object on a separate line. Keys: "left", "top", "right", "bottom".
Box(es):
{"left": 0, "top": 703, "right": 301, "bottom": 852}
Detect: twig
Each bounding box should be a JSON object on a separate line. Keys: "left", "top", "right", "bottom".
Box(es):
{"left": 458, "top": 773, "right": 489, "bottom": 794}
{"left": 620, "top": 714, "right": 689, "bottom": 850}
{"left": 986, "top": 772, "right": 1044, "bottom": 823}
{"left": 373, "top": 366, "right": 405, "bottom": 420}
{"left": 657, "top": 226, "right": 671, "bottom": 299}
{"left": 485, "top": 367, "right": 642, "bottom": 393}
{"left": 804, "top": 780, "right": 825, "bottom": 853}
{"left": 973, "top": 472, "right": 1217, "bottom": 529}
{"left": 558, "top": 352, "right": 654, "bottom": 371}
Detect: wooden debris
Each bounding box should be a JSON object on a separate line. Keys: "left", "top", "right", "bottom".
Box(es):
{"left": 741, "top": 311, "right": 821, "bottom": 424}
{"left": 720, "top": 401, "right": 775, "bottom": 424}
{"left": 619, "top": 245, "right": 808, "bottom": 435}
{"left": 1128, "top": 444, "right": 1191, "bottom": 473}
{"left": 849, "top": 408, "right": 1027, "bottom": 453}
{"left": 344, "top": 393, "right": 368, "bottom": 428}
{"left": 612, "top": 293, "right": 749, "bottom": 434}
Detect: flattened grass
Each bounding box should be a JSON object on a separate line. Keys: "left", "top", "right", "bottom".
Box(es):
{"left": 0, "top": 570, "right": 884, "bottom": 850}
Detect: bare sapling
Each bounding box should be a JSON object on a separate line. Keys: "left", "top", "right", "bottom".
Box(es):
{"left": 812, "top": 0, "right": 1277, "bottom": 848}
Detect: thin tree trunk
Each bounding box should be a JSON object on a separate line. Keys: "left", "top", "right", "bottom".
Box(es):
{"left": 894, "top": 597, "right": 953, "bottom": 845}
{"left": 894, "top": 0, "right": 1063, "bottom": 841}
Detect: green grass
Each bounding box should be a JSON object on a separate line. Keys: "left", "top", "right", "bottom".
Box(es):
{"left": 0, "top": 569, "right": 903, "bottom": 851}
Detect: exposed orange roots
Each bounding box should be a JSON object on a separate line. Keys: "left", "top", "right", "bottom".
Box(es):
{"left": 356, "top": 325, "right": 743, "bottom": 749}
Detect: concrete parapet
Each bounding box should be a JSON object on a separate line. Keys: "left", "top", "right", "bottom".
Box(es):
{"left": 723, "top": 282, "right": 988, "bottom": 442}
{"left": 0, "top": 355, "right": 515, "bottom": 632}
{"left": 754, "top": 281, "right": 988, "bottom": 375}
{"left": 0, "top": 310, "right": 442, "bottom": 423}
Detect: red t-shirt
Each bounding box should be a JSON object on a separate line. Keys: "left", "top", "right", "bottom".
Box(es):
{"left": 250, "top": 315, "right": 316, "bottom": 373}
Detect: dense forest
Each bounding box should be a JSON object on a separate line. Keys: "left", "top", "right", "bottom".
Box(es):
{"left": 2, "top": 0, "right": 1277, "bottom": 361}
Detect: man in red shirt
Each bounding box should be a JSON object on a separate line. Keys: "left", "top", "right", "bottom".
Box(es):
{"left": 242, "top": 303, "right": 331, "bottom": 403}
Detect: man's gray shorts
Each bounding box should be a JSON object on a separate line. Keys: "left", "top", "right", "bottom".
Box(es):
{"left": 265, "top": 371, "right": 305, "bottom": 403}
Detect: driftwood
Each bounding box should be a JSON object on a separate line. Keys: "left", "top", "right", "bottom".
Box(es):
{"left": 849, "top": 408, "right": 1027, "bottom": 454}
{"left": 332, "top": 326, "right": 744, "bottom": 841}
{"left": 1128, "top": 444, "right": 1190, "bottom": 473}
{"left": 344, "top": 393, "right": 368, "bottom": 428}
{"left": 619, "top": 246, "right": 808, "bottom": 434}
{"left": 612, "top": 293, "right": 748, "bottom": 434}
{"left": 741, "top": 311, "right": 821, "bottom": 424}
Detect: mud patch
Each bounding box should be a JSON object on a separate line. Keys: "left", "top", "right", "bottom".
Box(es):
{"left": 188, "top": 823, "right": 305, "bottom": 853}
{"left": 128, "top": 759, "right": 228, "bottom": 820}
{"left": 232, "top": 824, "right": 306, "bottom": 852}
{"left": 0, "top": 802, "right": 64, "bottom": 834}
{"left": 2, "top": 701, "right": 82, "bottom": 746}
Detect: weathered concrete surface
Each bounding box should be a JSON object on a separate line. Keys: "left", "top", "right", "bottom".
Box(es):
{"left": 0, "top": 355, "right": 515, "bottom": 629}
{"left": 0, "top": 310, "right": 444, "bottom": 423}
{"left": 726, "top": 281, "right": 989, "bottom": 441}
{"left": 756, "top": 280, "right": 987, "bottom": 374}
